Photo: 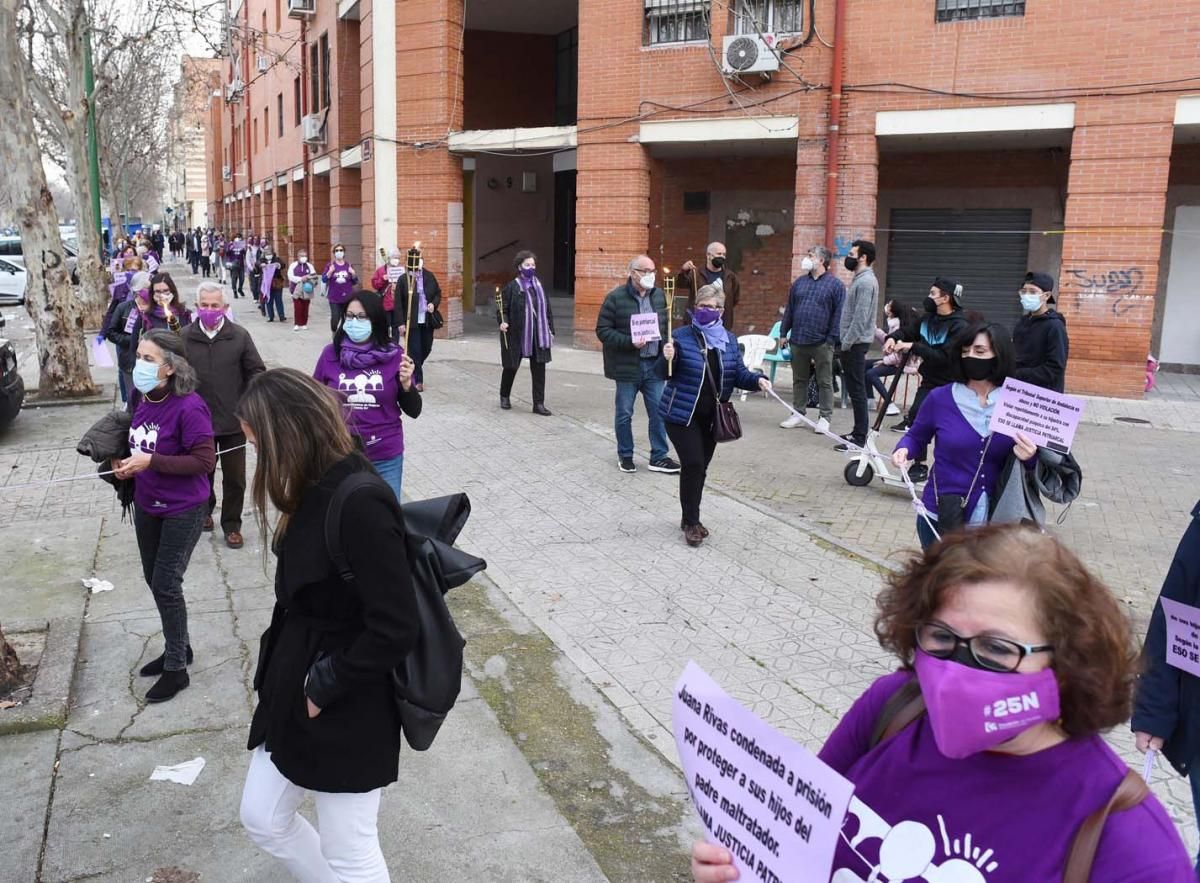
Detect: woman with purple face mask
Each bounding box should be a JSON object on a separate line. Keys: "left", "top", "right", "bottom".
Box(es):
{"left": 656, "top": 284, "right": 770, "bottom": 547}
{"left": 497, "top": 250, "right": 554, "bottom": 415}
{"left": 691, "top": 526, "right": 1193, "bottom": 883}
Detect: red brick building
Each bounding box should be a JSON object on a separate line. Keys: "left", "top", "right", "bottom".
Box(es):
{"left": 206, "top": 0, "right": 1200, "bottom": 396}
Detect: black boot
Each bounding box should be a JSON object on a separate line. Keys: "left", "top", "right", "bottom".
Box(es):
{"left": 532, "top": 403, "right": 552, "bottom": 416}
{"left": 146, "top": 669, "right": 190, "bottom": 703}
{"left": 500, "top": 396, "right": 512, "bottom": 410}
{"left": 140, "top": 644, "right": 194, "bottom": 677}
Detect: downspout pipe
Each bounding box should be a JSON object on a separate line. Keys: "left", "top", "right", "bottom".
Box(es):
{"left": 300, "top": 20, "right": 311, "bottom": 254}
{"left": 823, "top": 0, "right": 847, "bottom": 249}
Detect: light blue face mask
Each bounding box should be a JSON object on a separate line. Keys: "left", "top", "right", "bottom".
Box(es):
{"left": 343, "top": 317, "right": 372, "bottom": 342}
{"left": 1019, "top": 293, "right": 1043, "bottom": 313}
{"left": 132, "top": 360, "right": 165, "bottom": 395}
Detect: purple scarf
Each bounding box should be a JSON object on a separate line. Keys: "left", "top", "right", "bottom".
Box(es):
{"left": 337, "top": 340, "right": 400, "bottom": 370}
{"left": 411, "top": 271, "right": 427, "bottom": 320}
{"left": 518, "top": 274, "right": 552, "bottom": 358}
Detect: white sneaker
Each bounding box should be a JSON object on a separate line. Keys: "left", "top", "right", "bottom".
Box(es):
{"left": 292, "top": 325, "right": 302, "bottom": 332}
{"left": 814, "top": 417, "right": 830, "bottom": 434}
{"left": 886, "top": 403, "right": 901, "bottom": 416}
{"left": 780, "top": 413, "right": 805, "bottom": 429}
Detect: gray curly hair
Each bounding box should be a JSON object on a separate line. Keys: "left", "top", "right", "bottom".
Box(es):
{"left": 694, "top": 284, "right": 726, "bottom": 308}
{"left": 141, "top": 329, "right": 200, "bottom": 395}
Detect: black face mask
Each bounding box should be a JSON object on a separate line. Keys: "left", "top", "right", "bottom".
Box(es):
{"left": 844, "top": 255, "right": 859, "bottom": 272}
{"left": 961, "top": 356, "right": 997, "bottom": 382}
{"left": 710, "top": 256, "right": 726, "bottom": 269}
{"left": 923, "top": 296, "right": 939, "bottom": 314}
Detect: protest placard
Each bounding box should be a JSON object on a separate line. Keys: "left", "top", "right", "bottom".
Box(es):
{"left": 673, "top": 661, "right": 854, "bottom": 883}
{"left": 987, "top": 378, "right": 1084, "bottom": 453}
{"left": 1161, "top": 598, "right": 1200, "bottom": 678}
{"left": 91, "top": 337, "right": 114, "bottom": 368}
{"left": 630, "top": 313, "right": 661, "bottom": 344}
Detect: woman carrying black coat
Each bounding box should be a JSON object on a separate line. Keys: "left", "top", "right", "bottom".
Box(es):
{"left": 236, "top": 368, "right": 418, "bottom": 881}
{"left": 497, "top": 249, "right": 554, "bottom": 416}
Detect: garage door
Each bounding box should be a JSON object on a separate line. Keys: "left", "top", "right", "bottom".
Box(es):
{"left": 885, "top": 208, "right": 1031, "bottom": 332}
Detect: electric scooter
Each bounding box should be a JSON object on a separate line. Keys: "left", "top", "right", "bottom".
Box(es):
{"left": 841, "top": 355, "right": 923, "bottom": 491}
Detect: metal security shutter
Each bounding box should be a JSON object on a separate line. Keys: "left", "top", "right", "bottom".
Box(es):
{"left": 885, "top": 208, "right": 1031, "bottom": 332}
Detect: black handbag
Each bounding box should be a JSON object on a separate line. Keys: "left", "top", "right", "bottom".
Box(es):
{"left": 931, "top": 434, "right": 993, "bottom": 535}
{"left": 429, "top": 307, "right": 444, "bottom": 330}
{"left": 699, "top": 332, "right": 742, "bottom": 443}
{"left": 325, "top": 474, "right": 486, "bottom": 751}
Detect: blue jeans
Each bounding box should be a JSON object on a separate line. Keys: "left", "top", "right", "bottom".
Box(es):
{"left": 614, "top": 360, "right": 669, "bottom": 462}
{"left": 372, "top": 453, "right": 403, "bottom": 502}
{"left": 266, "top": 289, "right": 286, "bottom": 321}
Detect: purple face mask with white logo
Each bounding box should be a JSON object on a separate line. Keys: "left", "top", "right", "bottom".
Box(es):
{"left": 913, "top": 648, "right": 1060, "bottom": 759}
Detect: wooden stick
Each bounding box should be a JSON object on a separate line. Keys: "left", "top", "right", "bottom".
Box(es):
{"left": 663, "top": 269, "right": 675, "bottom": 378}
{"left": 495, "top": 285, "right": 508, "bottom": 349}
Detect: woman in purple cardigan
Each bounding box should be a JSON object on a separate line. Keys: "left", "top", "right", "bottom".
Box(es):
{"left": 892, "top": 321, "right": 1038, "bottom": 548}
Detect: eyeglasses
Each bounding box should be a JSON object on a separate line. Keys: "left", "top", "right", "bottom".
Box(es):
{"left": 632, "top": 266, "right": 655, "bottom": 273}
{"left": 344, "top": 312, "right": 368, "bottom": 320}
{"left": 915, "top": 622, "right": 1053, "bottom": 673}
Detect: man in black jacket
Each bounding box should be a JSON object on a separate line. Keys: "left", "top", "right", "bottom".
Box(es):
{"left": 595, "top": 256, "right": 680, "bottom": 475}
{"left": 182, "top": 281, "right": 266, "bottom": 548}
{"left": 1012, "top": 271, "right": 1070, "bottom": 393}
{"left": 884, "top": 276, "right": 969, "bottom": 482}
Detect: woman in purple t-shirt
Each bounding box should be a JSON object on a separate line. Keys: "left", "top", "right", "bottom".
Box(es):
{"left": 692, "top": 526, "right": 1193, "bottom": 883}
{"left": 320, "top": 243, "right": 359, "bottom": 333}
{"left": 313, "top": 291, "right": 420, "bottom": 501}
{"left": 113, "top": 330, "right": 215, "bottom": 704}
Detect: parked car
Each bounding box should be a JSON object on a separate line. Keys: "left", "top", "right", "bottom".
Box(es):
{"left": 0, "top": 258, "right": 25, "bottom": 306}
{"left": 0, "top": 236, "right": 79, "bottom": 283}
{"left": 0, "top": 313, "right": 24, "bottom": 428}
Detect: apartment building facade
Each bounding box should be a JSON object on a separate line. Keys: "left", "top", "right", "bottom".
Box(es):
{"left": 206, "top": 0, "right": 1200, "bottom": 397}
{"left": 169, "top": 56, "right": 222, "bottom": 231}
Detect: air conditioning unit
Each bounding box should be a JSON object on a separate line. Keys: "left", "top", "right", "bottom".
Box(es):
{"left": 256, "top": 54, "right": 270, "bottom": 73}
{"left": 287, "top": 0, "right": 316, "bottom": 18}
{"left": 721, "top": 34, "right": 780, "bottom": 76}
{"left": 301, "top": 113, "right": 325, "bottom": 144}
{"left": 225, "top": 78, "right": 244, "bottom": 103}
{"left": 222, "top": 165, "right": 232, "bottom": 181}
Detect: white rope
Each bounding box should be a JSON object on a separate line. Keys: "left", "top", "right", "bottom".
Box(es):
{"left": 0, "top": 444, "right": 249, "bottom": 492}
{"left": 1142, "top": 748, "right": 1157, "bottom": 784}
{"left": 899, "top": 462, "right": 941, "bottom": 543}
{"left": 764, "top": 387, "right": 867, "bottom": 453}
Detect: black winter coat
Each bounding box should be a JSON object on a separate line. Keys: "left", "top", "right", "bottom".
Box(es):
{"left": 595, "top": 282, "right": 669, "bottom": 382}
{"left": 181, "top": 320, "right": 266, "bottom": 435}
{"left": 497, "top": 278, "right": 555, "bottom": 368}
{"left": 1012, "top": 309, "right": 1069, "bottom": 393}
{"left": 889, "top": 308, "right": 969, "bottom": 391}
{"left": 248, "top": 453, "right": 419, "bottom": 793}
{"left": 1133, "top": 502, "right": 1200, "bottom": 776}
{"left": 106, "top": 302, "right": 185, "bottom": 373}
{"left": 393, "top": 269, "right": 442, "bottom": 330}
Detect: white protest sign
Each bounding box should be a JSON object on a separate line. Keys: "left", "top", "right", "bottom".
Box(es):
{"left": 987, "top": 378, "right": 1085, "bottom": 454}
{"left": 1161, "top": 598, "right": 1200, "bottom": 677}
{"left": 673, "top": 661, "right": 854, "bottom": 883}
{"left": 630, "top": 312, "right": 661, "bottom": 344}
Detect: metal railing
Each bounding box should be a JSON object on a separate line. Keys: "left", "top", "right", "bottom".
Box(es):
{"left": 644, "top": 0, "right": 708, "bottom": 45}
{"left": 935, "top": 0, "right": 1025, "bottom": 22}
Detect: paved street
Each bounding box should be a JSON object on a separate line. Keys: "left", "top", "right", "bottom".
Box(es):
{"left": 1, "top": 266, "right": 1199, "bottom": 881}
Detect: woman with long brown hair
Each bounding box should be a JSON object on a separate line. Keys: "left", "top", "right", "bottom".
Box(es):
{"left": 236, "top": 368, "right": 418, "bottom": 881}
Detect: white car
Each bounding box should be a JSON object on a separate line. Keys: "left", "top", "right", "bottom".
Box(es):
{"left": 0, "top": 258, "right": 25, "bottom": 306}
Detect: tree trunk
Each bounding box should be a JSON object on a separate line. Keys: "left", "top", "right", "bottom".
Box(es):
{"left": 0, "top": 0, "right": 97, "bottom": 397}
{"left": 0, "top": 622, "right": 20, "bottom": 698}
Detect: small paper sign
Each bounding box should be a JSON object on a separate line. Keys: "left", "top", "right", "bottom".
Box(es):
{"left": 630, "top": 312, "right": 661, "bottom": 344}
{"left": 1162, "top": 598, "right": 1200, "bottom": 677}
{"left": 92, "top": 337, "right": 114, "bottom": 368}
{"left": 674, "top": 661, "right": 854, "bottom": 883}
{"left": 987, "top": 378, "right": 1084, "bottom": 453}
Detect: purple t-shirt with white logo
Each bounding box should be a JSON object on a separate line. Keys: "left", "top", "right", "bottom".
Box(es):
{"left": 321, "top": 261, "right": 358, "bottom": 304}
{"left": 313, "top": 344, "right": 406, "bottom": 461}
{"left": 816, "top": 671, "right": 1192, "bottom": 882}
{"left": 129, "top": 392, "right": 214, "bottom": 517}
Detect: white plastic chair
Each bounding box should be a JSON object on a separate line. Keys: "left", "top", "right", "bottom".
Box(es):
{"left": 737, "top": 334, "right": 775, "bottom": 401}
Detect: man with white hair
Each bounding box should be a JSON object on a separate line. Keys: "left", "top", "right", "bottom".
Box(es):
{"left": 182, "top": 281, "right": 266, "bottom": 549}
{"left": 676, "top": 241, "right": 742, "bottom": 332}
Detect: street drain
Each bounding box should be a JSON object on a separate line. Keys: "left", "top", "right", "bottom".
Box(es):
{"left": 1114, "top": 416, "right": 1152, "bottom": 425}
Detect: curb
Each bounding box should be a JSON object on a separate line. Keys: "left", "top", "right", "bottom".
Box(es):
{"left": 0, "top": 616, "right": 82, "bottom": 735}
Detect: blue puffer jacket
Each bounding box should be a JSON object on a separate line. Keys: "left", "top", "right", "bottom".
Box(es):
{"left": 655, "top": 326, "right": 765, "bottom": 426}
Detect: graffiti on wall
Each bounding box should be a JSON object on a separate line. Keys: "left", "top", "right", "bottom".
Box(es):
{"left": 1062, "top": 266, "right": 1151, "bottom": 318}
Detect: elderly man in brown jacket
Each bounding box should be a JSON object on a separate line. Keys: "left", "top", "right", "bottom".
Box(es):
{"left": 182, "top": 280, "right": 266, "bottom": 548}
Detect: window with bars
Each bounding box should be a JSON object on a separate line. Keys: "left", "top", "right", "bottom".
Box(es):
{"left": 935, "top": 0, "right": 1025, "bottom": 22}
{"left": 644, "top": 0, "right": 707, "bottom": 45}
{"left": 734, "top": 0, "right": 803, "bottom": 35}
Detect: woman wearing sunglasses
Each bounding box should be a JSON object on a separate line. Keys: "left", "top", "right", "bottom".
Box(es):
{"left": 692, "top": 526, "right": 1192, "bottom": 882}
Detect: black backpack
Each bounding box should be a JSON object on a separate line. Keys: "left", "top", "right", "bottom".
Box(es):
{"left": 325, "top": 474, "right": 486, "bottom": 750}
